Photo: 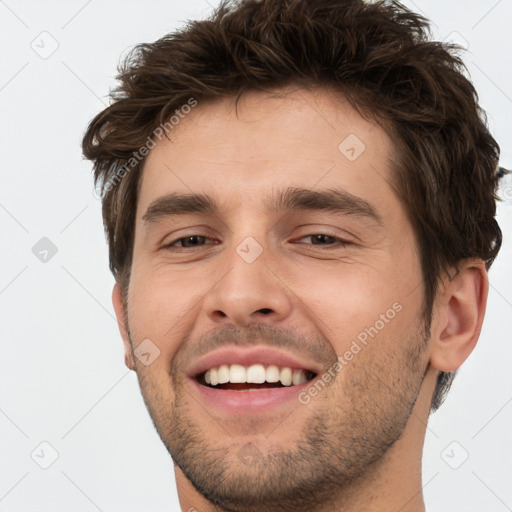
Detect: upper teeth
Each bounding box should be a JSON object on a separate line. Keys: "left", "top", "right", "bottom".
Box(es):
{"left": 204, "top": 364, "right": 311, "bottom": 387}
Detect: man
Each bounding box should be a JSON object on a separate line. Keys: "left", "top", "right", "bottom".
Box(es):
{"left": 82, "top": 0, "right": 505, "bottom": 510}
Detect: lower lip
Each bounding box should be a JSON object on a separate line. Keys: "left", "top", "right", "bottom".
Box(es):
{"left": 188, "top": 377, "right": 314, "bottom": 413}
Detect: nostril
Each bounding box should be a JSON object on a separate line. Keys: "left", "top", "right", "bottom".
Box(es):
{"left": 258, "top": 308, "right": 273, "bottom": 315}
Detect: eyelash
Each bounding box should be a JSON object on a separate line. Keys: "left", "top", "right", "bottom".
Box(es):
{"left": 163, "top": 232, "right": 351, "bottom": 250}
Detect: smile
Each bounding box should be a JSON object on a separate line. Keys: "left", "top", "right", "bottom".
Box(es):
{"left": 186, "top": 347, "right": 322, "bottom": 412}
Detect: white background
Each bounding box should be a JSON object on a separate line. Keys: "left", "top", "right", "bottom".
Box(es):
{"left": 0, "top": 1, "right": 511, "bottom": 511}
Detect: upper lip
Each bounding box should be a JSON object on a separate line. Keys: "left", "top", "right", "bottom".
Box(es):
{"left": 186, "top": 346, "right": 323, "bottom": 379}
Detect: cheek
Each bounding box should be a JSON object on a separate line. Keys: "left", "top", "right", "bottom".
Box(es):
{"left": 287, "top": 254, "right": 423, "bottom": 357}
{"left": 126, "top": 265, "right": 201, "bottom": 369}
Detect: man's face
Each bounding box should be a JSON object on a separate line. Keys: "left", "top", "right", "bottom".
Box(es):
{"left": 119, "top": 88, "right": 432, "bottom": 511}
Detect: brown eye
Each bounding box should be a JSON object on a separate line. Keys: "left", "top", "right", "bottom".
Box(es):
{"left": 306, "top": 234, "right": 337, "bottom": 245}
{"left": 164, "top": 235, "right": 212, "bottom": 249}
{"left": 296, "top": 234, "right": 350, "bottom": 248}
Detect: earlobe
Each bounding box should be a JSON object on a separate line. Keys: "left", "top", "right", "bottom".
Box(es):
{"left": 429, "top": 260, "right": 489, "bottom": 373}
{"left": 112, "top": 282, "right": 136, "bottom": 371}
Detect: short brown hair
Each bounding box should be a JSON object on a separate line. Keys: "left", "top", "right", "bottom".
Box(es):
{"left": 82, "top": 0, "right": 504, "bottom": 411}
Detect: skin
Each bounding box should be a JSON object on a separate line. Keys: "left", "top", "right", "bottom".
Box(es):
{"left": 112, "top": 87, "right": 488, "bottom": 512}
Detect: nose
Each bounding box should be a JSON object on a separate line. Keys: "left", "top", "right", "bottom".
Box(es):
{"left": 203, "top": 237, "right": 293, "bottom": 327}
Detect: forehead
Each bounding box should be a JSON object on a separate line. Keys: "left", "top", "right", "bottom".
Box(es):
{"left": 136, "top": 87, "right": 397, "bottom": 219}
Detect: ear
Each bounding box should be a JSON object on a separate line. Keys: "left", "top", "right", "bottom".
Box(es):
{"left": 429, "top": 260, "right": 489, "bottom": 372}
{"left": 112, "top": 282, "right": 135, "bottom": 371}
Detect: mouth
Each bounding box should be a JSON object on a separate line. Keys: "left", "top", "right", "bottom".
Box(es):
{"left": 186, "top": 347, "right": 322, "bottom": 412}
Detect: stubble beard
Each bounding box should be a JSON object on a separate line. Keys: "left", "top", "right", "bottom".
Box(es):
{"left": 130, "top": 318, "right": 430, "bottom": 512}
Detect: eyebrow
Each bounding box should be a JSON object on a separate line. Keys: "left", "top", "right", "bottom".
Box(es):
{"left": 142, "top": 187, "right": 383, "bottom": 226}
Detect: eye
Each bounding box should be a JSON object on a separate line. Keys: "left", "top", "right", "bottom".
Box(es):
{"left": 295, "top": 233, "right": 351, "bottom": 248}
{"left": 164, "top": 234, "right": 215, "bottom": 249}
